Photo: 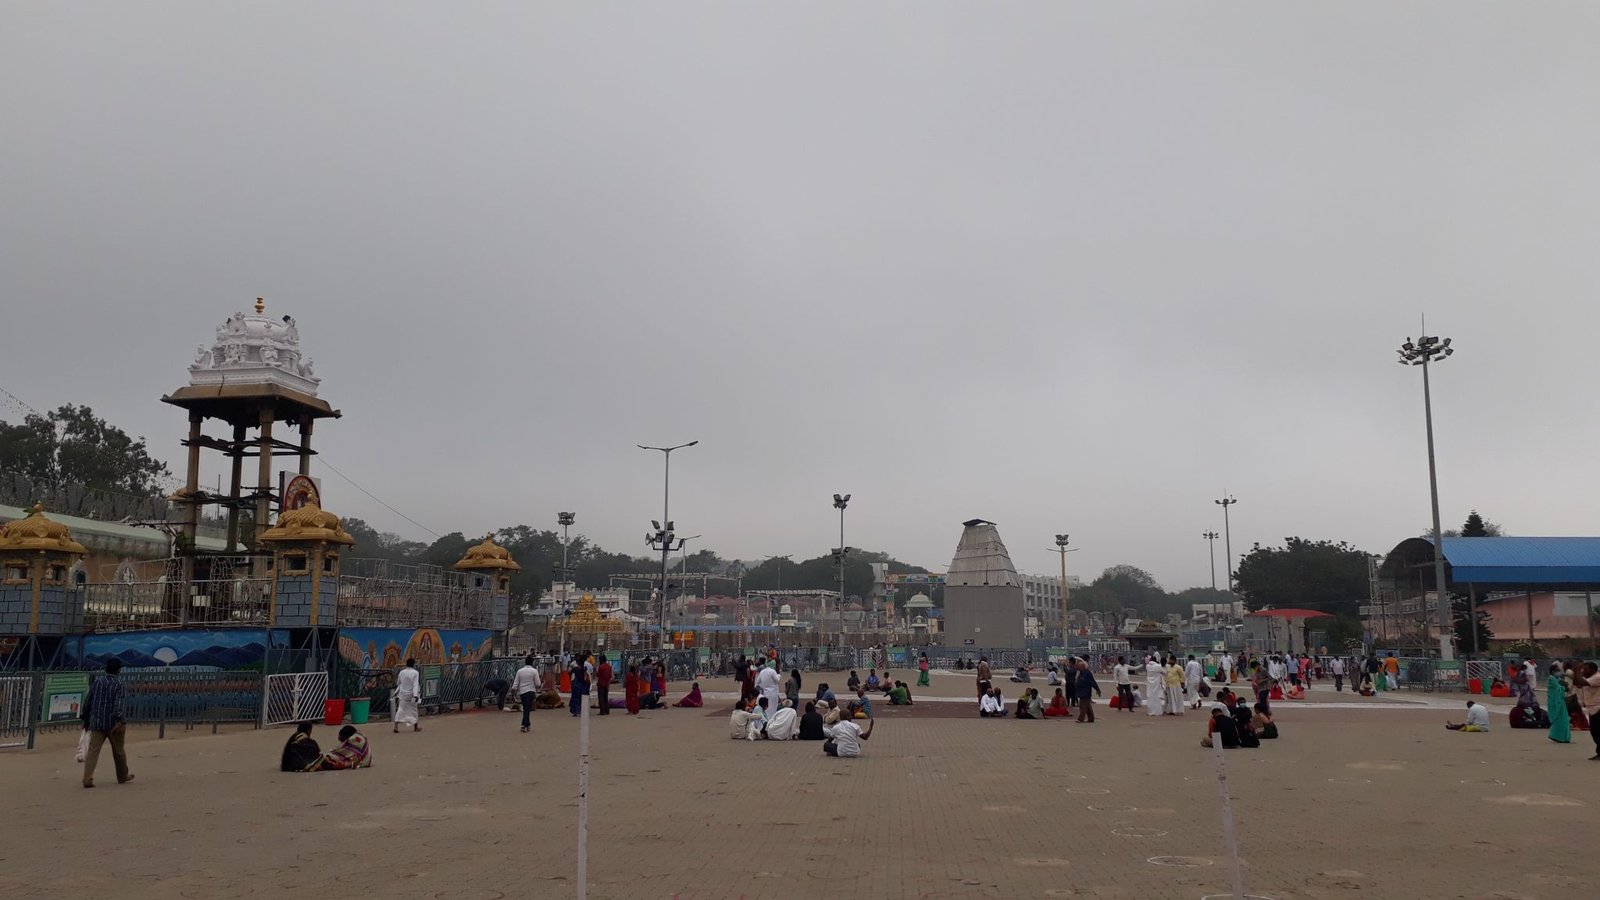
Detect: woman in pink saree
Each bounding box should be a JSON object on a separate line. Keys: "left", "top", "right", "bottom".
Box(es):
{"left": 308, "top": 726, "right": 371, "bottom": 771}
{"left": 674, "top": 683, "right": 703, "bottom": 708}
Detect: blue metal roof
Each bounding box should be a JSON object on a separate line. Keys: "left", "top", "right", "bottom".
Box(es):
{"left": 1439, "top": 536, "right": 1600, "bottom": 585}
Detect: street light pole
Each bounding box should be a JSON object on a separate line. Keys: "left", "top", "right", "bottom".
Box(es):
{"left": 832, "top": 494, "right": 851, "bottom": 643}
{"left": 1215, "top": 495, "right": 1238, "bottom": 600}
{"left": 1398, "top": 333, "right": 1456, "bottom": 661}
{"left": 1203, "top": 530, "right": 1220, "bottom": 623}
{"left": 640, "top": 440, "right": 698, "bottom": 649}
{"left": 559, "top": 510, "right": 575, "bottom": 610}
{"left": 1052, "top": 534, "right": 1077, "bottom": 647}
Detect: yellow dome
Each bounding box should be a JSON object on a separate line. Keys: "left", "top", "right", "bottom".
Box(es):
{"left": 454, "top": 533, "right": 521, "bottom": 572}
{"left": 0, "top": 504, "right": 88, "bottom": 555}
{"left": 260, "top": 501, "right": 355, "bottom": 545}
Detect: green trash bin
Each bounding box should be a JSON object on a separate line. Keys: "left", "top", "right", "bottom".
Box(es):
{"left": 349, "top": 697, "right": 371, "bottom": 725}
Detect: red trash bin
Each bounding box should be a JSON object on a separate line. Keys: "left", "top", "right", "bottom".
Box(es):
{"left": 323, "top": 699, "right": 346, "bottom": 726}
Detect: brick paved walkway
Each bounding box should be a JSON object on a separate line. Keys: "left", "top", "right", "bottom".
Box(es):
{"left": 2, "top": 676, "right": 1593, "bottom": 899}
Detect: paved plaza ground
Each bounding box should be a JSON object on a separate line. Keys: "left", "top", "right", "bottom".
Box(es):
{"left": 3, "top": 670, "right": 1596, "bottom": 900}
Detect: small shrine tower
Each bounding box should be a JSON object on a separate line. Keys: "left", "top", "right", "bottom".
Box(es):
{"left": 162, "top": 298, "right": 340, "bottom": 588}
{"left": 0, "top": 505, "right": 88, "bottom": 638}
{"left": 261, "top": 501, "right": 354, "bottom": 628}
{"left": 454, "top": 534, "right": 520, "bottom": 632}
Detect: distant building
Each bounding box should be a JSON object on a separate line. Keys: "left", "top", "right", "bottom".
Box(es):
{"left": 1017, "top": 573, "right": 1082, "bottom": 639}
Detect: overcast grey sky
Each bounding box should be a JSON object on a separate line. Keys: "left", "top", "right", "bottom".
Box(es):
{"left": 4, "top": 3, "right": 1598, "bottom": 590}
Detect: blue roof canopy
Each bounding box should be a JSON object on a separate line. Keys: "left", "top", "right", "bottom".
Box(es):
{"left": 1384, "top": 536, "right": 1600, "bottom": 587}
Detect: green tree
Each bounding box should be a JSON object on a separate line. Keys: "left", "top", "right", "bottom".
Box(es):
{"left": 1450, "top": 510, "right": 1498, "bottom": 653}
{"left": 1233, "top": 538, "right": 1372, "bottom": 617}
{"left": 0, "top": 405, "right": 170, "bottom": 495}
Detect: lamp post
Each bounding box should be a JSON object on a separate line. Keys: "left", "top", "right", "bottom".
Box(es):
{"left": 678, "top": 534, "right": 702, "bottom": 612}
{"left": 1051, "top": 534, "right": 1077, "bottom": 647}
{"left": 558, "top": 510, "right": 575, "bottom": 613}
{"left": 640, "top": 441, "right": 698, "bottom": 648}
{"left": 832, "top": 493, "right": 850, "bottom": 642}
{"left": 1202, "top": 530, "right": 1220, "bottom": 623}
{"left": 1214, "top": 495, "right": 1238, "bottom": 599}
{"left": 1398, "top": 333, "right": 1456, "bottom": 661}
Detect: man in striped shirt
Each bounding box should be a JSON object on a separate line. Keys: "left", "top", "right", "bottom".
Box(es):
{"left": 81, "top": 658, "right": 134, "bottom": 788}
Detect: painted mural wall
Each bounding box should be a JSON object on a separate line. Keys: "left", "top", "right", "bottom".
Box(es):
{"left": 336, "top": 627, "right": 496, "bottom": 670}
{"left": 63, "top": 628, "right": 290, "bottom": 670}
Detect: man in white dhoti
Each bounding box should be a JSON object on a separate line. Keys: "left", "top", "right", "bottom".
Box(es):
{"left": 394, "top": 658, "right": 422, "bottom": 733}
{"left": 1219, "top": 652, "right": 1234, "bottom": 685}
{"left": 1143, "top": 656, "right": 1166, "bottom": 716}
{"left": 1185, "top": 655, "right": 1204, "bottom": 710}
{"left": 765, "top": 703, "right": 798, "bottom": 740}
{"left": 756, "top": 659, "right": 782, "bottom": 715}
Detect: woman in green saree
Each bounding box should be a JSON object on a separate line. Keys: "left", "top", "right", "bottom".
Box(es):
{"left": 1547, "top": 663, "right": 1572, "bottom": 744}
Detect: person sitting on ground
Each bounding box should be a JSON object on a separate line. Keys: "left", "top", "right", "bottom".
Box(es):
{"left": 1446, "top": 700, "right": 1491, "bottom": 732}
{"left": 1026, "top": 688, "right": 1045, "bottom": 719}
{"left": 1231, "top": 698, "right": 1255, "bottom": 736}
{"left": 798, "top": 701, "right": 826, "bottom": 740}
{"left": 866, "top": 669, "right": 880, "bottom": 691}
{"left": 1202, "top": 706, "right": 1241, "bottom": 749}
{"left": 729, "top": 698, "right": 761, "bottom": 741}
{"left": 766, "top": 700, "right": 799, "bottom": 740}
{"left": 1215, "top": 687, "right": 1239, "bottom": 709}
{"left": 815, "top": 683, "right": 837, "bottom": 706}
{"left": 880, "top": 672, "right": 897, "bottom": 695}
{"left": 1044, "top": 687, "right": 1071, "bottom": 717}
{"left": 888, "top": 681, "right": 913, "bottom": 706}
{"left": 1011, "top": 666, "right": 1031, "bottom": 683}
{"left": 818, "top": 699, "right": 841, "bottom": 726}
{"left": 1015, "top": 691, "right": 1036, "bottom": 719}
{"left": 980, "top": 687, "right": 1007, "bottom": 718}
{"left": 1488, "top": 676, "right": 1510, "bottom": 698}
{"left": 1357, "top": 673, "right": 1376, "bottom": 697}
{"left": 673, "top": 682, "right": 703, "bottom": 708}
{"left": 307, "top": 725, "right": 371, "bottom": 771}
{"left": 639, "top": 684, "right": 666, "bottom": 710}
{"left": 1252, "top": 703, "right": 1279, "bottom": 739}
{"left": 1284, "top": 681, "right": 1306, "bottom": 701}
{"left": 1509, "top": 702, "right": 1549, "bottom": 729}
{"left": 823, "top": 712, "right": 873, "bottom": 758}
{"left": 853, "top": 688, "right": 873, "bottom": 718}
{"left": 1047, "top": 664, "right": 1061, "bottom": 687}
{"left": 1130, "top": 686, "right": 1145, "bottom": 708}
{"left": 280, "top": 721, "right": 321, "bottom": 772}
{"left": 536, "top": 669, "right": 564, "bottom": 709}
{"left": 847, "top": 670, "right": 862, "bottom": 692}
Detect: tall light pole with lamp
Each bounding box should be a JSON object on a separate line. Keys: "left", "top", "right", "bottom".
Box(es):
{"left": 1051, "top": 534, "right": 1077, "bottom": 647}
{"left": 1214, "top": 495, "right": 1238, "bottom": 596}
{"left": 640, "top": 441, "right": 698, "bottom": 648}
{"left": 1398, "top": 332, "right": 1456, "bottom": 660}
{"left": 1203, "top": 530, "right": 1220, "bottom": 622}
{"left": 831, "top": 493, "right": 850, "bottom": 641}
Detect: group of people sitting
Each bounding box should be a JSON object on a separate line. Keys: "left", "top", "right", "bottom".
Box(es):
{"left": 980, "top": 658, "right": 1102, "bottom": 722}
{"left": 728, "top": 694, "right": 873, "bottom": 757}
{"left": 1200, "top": 687, "right": 1281, "bottom": 749}
{"left": 279, "top": 722, "right": 372, "bottom": 772}
{"left": 845, "top": 669, "right": 915, "bottom": 705}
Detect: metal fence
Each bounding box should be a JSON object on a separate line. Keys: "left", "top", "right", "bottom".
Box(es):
{"left": 330, "top": 658, "right": 520, "bottom": 720}
{"left": 1, "top": 676, "right": 34, "bottom": 749}
{"left": 263, "top": 672, "right": 329, "bottom": 727}
{"left": 83, "top": 577, "right": 272, "bottom": 631}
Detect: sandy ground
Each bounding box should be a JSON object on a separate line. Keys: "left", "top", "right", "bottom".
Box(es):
{"left": 3, "top": 671, "right": 1594, "bottom": 900}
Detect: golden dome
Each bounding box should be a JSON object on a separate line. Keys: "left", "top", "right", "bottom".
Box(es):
{"left": 0, "top": 504, "right": 88, "bottom": 555}
{"left": 260, "top": 501, "right": 355, "bottom": 545}
{"left": 454, "top": 533, "right": 521, "bottom": 571}
{"left": 562, "top": 594, "right": 624, "bottom": 634}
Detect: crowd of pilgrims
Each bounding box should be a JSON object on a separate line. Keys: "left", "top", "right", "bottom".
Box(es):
{"left": 727, "top": 655, "right": 916, "bottom": 756}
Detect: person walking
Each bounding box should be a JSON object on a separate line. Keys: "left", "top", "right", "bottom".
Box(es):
{"left": 976, "top": 656, "right": 992, "bottom": 700}
{"left": 1164, "top": 656, "right": 1185, "bottom": 716}
{"left": 1218, "top": 652, "right": 1234, "bottom": 686}
{"left": 1113, "top": 656, "right": 1135, "bottom": 712}
{"left": 80, "top": 658, "right": 132, "bottom": 789}
{"left": 1250, "top": 661, "right": 1273, "bottom": 714}
{"left": 624, "top": 664, "right": 641, "bottom": 715}
{"left": 1382, "top": 653, "right": 1400, "bottom": 691}
{"left": 394, "top": 658, "right": 422, "bottom": 733}
{"left": 1330, "top": 656, "right": 1346, "bottom": 692}
{"left": 1185, "top": 655, "right": 1204, "bottom": 710}
{"left": 918, "top": 653, "right": 930, "bottom": 687}
{"left": 1074, "top": 659, "right": 1101, "bottom": 723}
{"left": 1576, "top": 662, "right": 1600, "bottom": 759}
{"left": 568, "top": 651, "right": 590, "bottom": 717}
{"left": 512, "top": 655, "right": 540, "bottom": 733}
{"left": 1547, "top": 662, "right": 1572, "bottom": 744}
{"left": 595, "top": 654, "right": 614, "bottom": 716}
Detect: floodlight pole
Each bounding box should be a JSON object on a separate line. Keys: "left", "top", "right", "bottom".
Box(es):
{"left": 1398, "top": 333, "right": 1456, "bottom": 661}
{"left": 1203, "top": 530, "right": 1220, "bottom": 621}
{"left": 640, "top": 440, "right": 698, "bottom": 649}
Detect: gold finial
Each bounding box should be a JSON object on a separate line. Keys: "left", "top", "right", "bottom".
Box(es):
{"left": 28, "top": 502, "right": 45, "bottom": 515}
{"left": 255, "top": 297, "right": 265, "bottom": 314}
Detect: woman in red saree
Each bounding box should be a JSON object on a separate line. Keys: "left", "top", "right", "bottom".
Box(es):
{"left": 1043, "top": 688, "right": 1072, "bottom": 717}
{"left": 624, "top": 665, "right": 641, "bottom": 715}
{"left": 674, "top": 683, "right": 703, "bottom": 707}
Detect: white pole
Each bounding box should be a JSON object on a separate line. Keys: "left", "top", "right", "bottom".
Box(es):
{"left": 577, "top": 677, "right": 589, "bottom": 900}
{"left": 1212, "top": 739, "right": 1246, "bottom": 899}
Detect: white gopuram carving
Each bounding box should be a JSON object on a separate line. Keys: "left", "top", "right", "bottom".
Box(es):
{"left": 187, "top": 298, "right": 322, "bottom": 396}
